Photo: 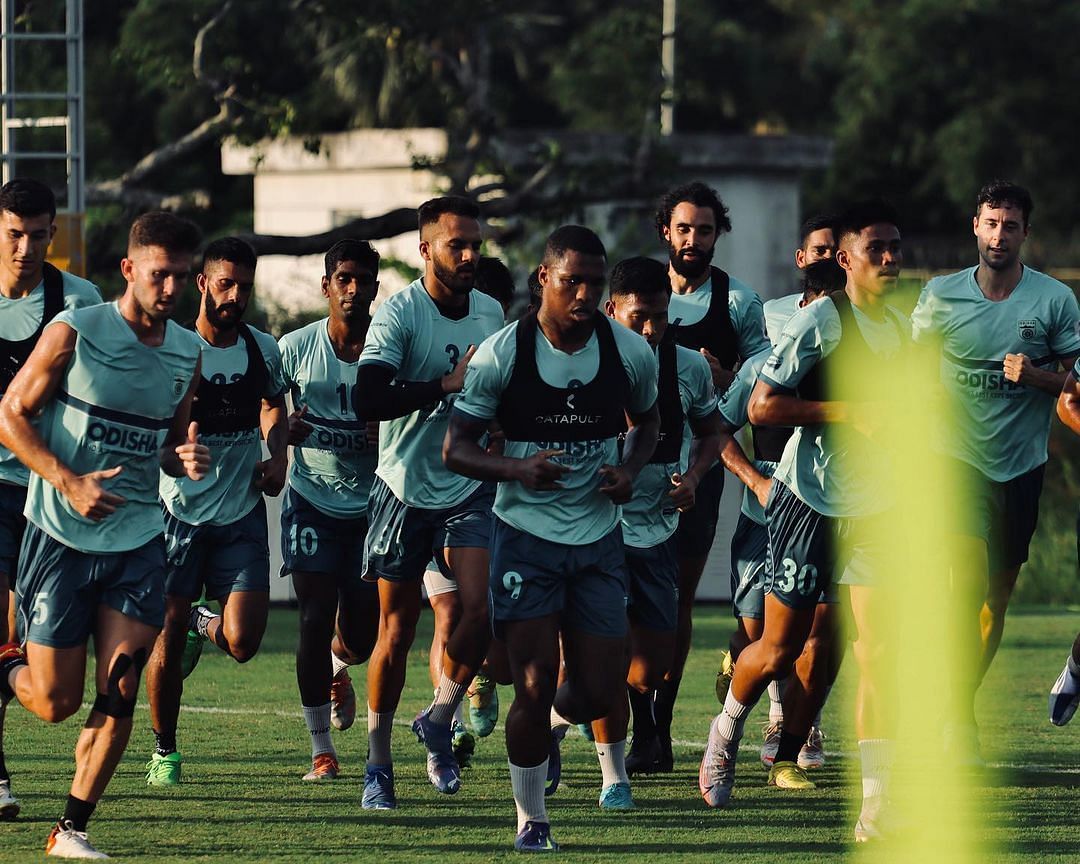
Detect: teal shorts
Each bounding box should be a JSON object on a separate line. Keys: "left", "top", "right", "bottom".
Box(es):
{"left": 489, "top": 518, "right": 628, "bottom": 639}
{"left": 16, "top": 522, "right": 166, "bottom": 648}
{"left": 164, "top": 499, "right": 270, "bottom": 600}
{"left": 280, "top": 486, "right": 370, "bottom": 584}
{"left": 625, "top": 535, "right": 679, "bottom": 632}
{"left": 730, "top": 512, "right": 770, "bottom": 620}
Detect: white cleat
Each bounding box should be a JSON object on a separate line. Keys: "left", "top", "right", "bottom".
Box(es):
{"left": 698, "top": 717, "right": 739, "bottom": 808}
{"left": 46, "top": 820, "right": 110, "bottom": 858}
{"left": 798, "top": 726, "right": 826, "bottom": 769}
{"left": 1049, "top": 660, "right": 1080, "bottom": 726}
{"left": 760, "top": 720, "right": 782, "bottom": 768}
{"left": 0, "top": 779, "right": 19, "bottom": 819}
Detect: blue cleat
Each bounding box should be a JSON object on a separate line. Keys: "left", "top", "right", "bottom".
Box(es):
{"left": 362, "top": 763, "right": 397, "bottom": 810}
{"left": 412, "top": 711, "right": 462, "bottom": 794}
{"left": 1049, "top": 659, "right": 1080, "bottom": 726}
{"left": 545, "top": 727, "right": 566, "bottom": 797}
{"left": 514, "top": 820, "right": 559, "bottom": 853}
{"left": 598, "top": 781, "right": 635, "bottom": 810}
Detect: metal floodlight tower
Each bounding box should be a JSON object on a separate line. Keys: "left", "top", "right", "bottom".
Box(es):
{"left": 1, "top": 0, "right": 86, "bottom": 274}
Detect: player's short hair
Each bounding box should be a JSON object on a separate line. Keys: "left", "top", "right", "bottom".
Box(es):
{"left": 324, "top": 238, "right": 379, "bottom": 278}
{"left": 527, "top": 267, "right": 541, "bottom": 309}
{"left": 654, "top": 181, "right": 732, "bottom": 239}
{"left": 128, "top": 212, "right": 201, "bottom": 255}
{"left": 976, "top": 180, "right": 1033, "bottom": 227}
{"left": 0, "top": 178, "right": 56, "bottom": 221}
{"left": 542, "top": 225, "right": 606, "bottom": 267}
{"left": 835, "top": 199, "right": 900, "bottom": 245}
{"left": 476, "top": 256, "right": 515, "bottom": 308}
{"left": 608, "top": 256, "right": 671, "bottom": 301}
{"left": 799, "top": 213, "right": 835, "bottom": 247}
{"left": 801, "top": 259, "right": 846, "bottom": 301}
{"left": 417, "top": 195, "right": 480, "bottom": 234}
{"left": 202, "top": 236, "right": 257, "bottom": 272}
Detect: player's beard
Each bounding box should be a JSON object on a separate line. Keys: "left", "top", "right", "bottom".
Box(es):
{"left": 433, "top": 257, "right": 476, "bottom": 295}
{"left": 668, "top": 241, "right": 714, "bottom": 279}
{"left": 978, "top": 241, "right": 1018, "bottom": 273}
{"left": 205, "top": 289, "right": 244, "bottom": 330}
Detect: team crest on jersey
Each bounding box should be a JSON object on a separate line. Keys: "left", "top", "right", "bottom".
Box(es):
{"left": 173, "top": 376, "right": 186, "bottom": 396}
{"left": 1017, "top": 319, "right": 1038, "bottom": 342}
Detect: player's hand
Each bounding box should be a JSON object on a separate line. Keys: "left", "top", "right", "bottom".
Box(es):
{"left": 597, "top": 464, "right": 633, "bottom": 504}
{"left": 287, "top": 403, "right": 312, "bottom": 445}
{"left": 253, "top": 453, "right": 287, "bottom": 496}
{"left": 62, "top": 466, "right": 126, "bottom": 521}
{"left": 846, "top": 402, "right": 886, "bottom": 441}
{"left": 365, "top": 421, "right": 380, "bottom": 446}
{"left": 1003, "top": 352, "right": 1035, "bottom": 385}
{"left": 441, "top": 344, "right": 476, "bottom": 395}
{"left": 175, "top": 421, "right": 211, "bottom": 481}
{"left": 701, "top": 348, "right": 735, "bottom": 393}
{"left": 515, "top": 449, "right": 570, "bottom": 490}
{"left": 668, "top": 471, "right": 697, "bottom": 512}
{"left": 485, "top": 421, "right": 506, "bottom": 456}
{"left": 754, "top": 476, "right": 774, "bottom": 508}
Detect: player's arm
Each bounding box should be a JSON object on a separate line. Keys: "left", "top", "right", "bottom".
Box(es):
{"left": 0, "top": 323, "right": 125, "bottom": 520}
{"left": 1056, "top": 369, "right": 1080, "bottom": 436}
{"left": 355, "top": 348, "right": 475, "bottom": 421}
{"left": 718, "top": 423, "right": 772, "bottom": 508}
{"left": 669, "top": 409, "right": 722, "bottom": 512}
{"left": 255, "top": 393, "right": 289, "bottom": 495}
{"left": 598, "top": 402, "right": 660, "bottom": 505}
{"left": 443, "top": 409, "right": 570, "bottom": 489}
{"left": 1005, "top": 352, "right": 1080, "bottom": 396}
{"left": 160, "top": 355, "right": 210, "bottom": 480}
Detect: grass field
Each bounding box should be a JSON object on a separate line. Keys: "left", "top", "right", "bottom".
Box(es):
{"left": 0, "top": 604, "right": 1077, "bottom": 862}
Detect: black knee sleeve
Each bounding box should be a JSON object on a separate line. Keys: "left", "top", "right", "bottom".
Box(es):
{"left": 91, "top": 648, "right": 147, "bottom": 719}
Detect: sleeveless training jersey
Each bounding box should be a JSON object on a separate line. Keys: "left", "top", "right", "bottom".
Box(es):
{"left": 25, "top": 302, "right": 201, "bottom": 553}
{"left": 160, "top": 324, "right": 286, "bottom": 526}
{"left": 911, "top": 265, "right": 1080, "bottom": 481}
{"left": 455, "top": 317, "right": 657, "bottom": 546}
{"left": 668, "top": 271, "right": 770, "bottom": 366}
{"left": 621, "top": 343, "right": 716, "bottom": 548}
{"left": 762, "top": 296, "right": 906, "bottom": 518}
{"left": 359, "top": 279, "right": 504, "bottom": 509}
{"left": 279, "top": 318, "right": 375, "bottom": 520}
{"left": 0, "top": 269, "right": 101, "bottom": 486}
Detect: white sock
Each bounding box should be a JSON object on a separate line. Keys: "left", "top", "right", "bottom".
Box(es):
{"left": 716, "top": 690, "right": 752, "bottom": 743}
{"left": 768, "top": 678, "right": 786, "bottom": 723}
{"left": 331, "top": 650, "right": 349, "bottom": 677}
{"left": 302, "top": 703, "right": 335, "bottom": 760}
{"left": 509, "top": 759, "right": 548, "bottom": 831}
{"left": 367, "top": 706, "right": 394, "bottom": 766}
{"left": 595, "top": 740, "right": 629, "bottom": 787}
{"left": 428, "top": 672, "right": 468, "bottom": 725}
{"left": 550, "top": 706, "right": 572, "bottom": 733}
{"left": 858, "top": 738, "right": 893, "bottom": 813}
{"left": 812, "top": 684, "right": 832, "bottom": 727}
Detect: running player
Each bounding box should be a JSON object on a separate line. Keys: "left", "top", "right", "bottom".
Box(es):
{"left": 647, "top": 181, "right": 770, "bottom": 771}
{"left": 0, "top": 178, "right": 101, "bottom": 818}
{"left": 144, "top": 237, "right": 289, "bottom": 785}
{"left": 594, "top": 256, "right": 720, "bottom": 807}
{"left": 911, "top": 181, "right": 1080, "bottom": 757}
{"left": 445, "top": 225, "right": 659, "bottom": 851}
{"left": 277, "top": 239, "right": 382, "bottom": 782}
{"left": 1051, "top": 368, "right": 1080, "bottom": 725}
{"left": 0, "top": 212, "right": 206, "bottom": 858}
{"left": 356, "top": 196, "right": 503, "bottom": 808}
{"left": 700, "top": 201, "right": 907, "bottom": 843}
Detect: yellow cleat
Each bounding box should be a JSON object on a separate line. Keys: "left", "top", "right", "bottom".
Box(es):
{"left": 714, "top": 650, "right": 735, "bottom": 704}
{"left": 767, "top": 760, "right": 816, "bottom": 790}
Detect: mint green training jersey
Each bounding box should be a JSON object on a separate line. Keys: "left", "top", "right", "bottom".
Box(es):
{"left": 763, "top": 292, "right": 801, "bottom": 345}
{"left": 26, "top": 302, "right": 201, "bottom": 553}
{"left": 0, "top": 271, "right": 101, "bottom": 486}
{"left": 359, "top": 279, "right": 504, "bottom": 510}
{"left": 455, "top": 318, "right": 658, "bottom": 546}
{"left": 717, "top": 350, "right": 774, "bottom": 526}
{"left": 762, "top": 297, "right": 905, "bottom": 518}
{"left": 279, "top": 318, "right": 375, "bottom": 520}
{"left": 668, "top": 273, "right": 771, "bottom": 359}
{"left": 160, "top": 326, "right": 286, "bottom": 526}
{"left": 621, "top": 344, "right": 716, "bottom": 548}
{"left": 911, "top": 265, "right": 1080, "bottom": 481}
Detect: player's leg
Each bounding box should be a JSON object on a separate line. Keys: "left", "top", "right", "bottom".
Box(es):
{"left": 1049, "top": 629, "right": 1080, "bottom": 726}
{"left": 328, "top": 566, "right": 379, "bottom": 735}
{"left": 423, "top": 565, "right": 460, "bottom": 690}
{"left": 0, "top": 485, "right": 27, "bottom": 816}
{"left": 145, "top": 594, "right": 195, "bottom": 785}
{"left": 792, "top": 597, "right": 843, "bottom": 769}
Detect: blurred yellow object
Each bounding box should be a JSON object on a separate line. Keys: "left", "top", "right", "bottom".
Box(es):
{"left": 47, "top": 212, "right": 85, "bottom": 277}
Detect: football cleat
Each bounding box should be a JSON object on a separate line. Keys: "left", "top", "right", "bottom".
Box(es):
{"left": 452, "top": 720, "right": 476, "bottom": 767}
{"left": 145, "top": 751, "right": 182, "bottom": 786}
{"left": 698, "top": 718, "right": 738, "bottom": 808}
{"left": 178, "top": 630, "right": 204, "bottom": 680}
{"left": 329, "top": 667, "right": 356, "bottom": 731}
{"left": 1049, "top": 659, "right": 1080, "bottom": 726}
{"left": 759, "top": 720, "right": 782, "bottom": 768}
{"left": 714, "top": 650, "right": 735, "bottom": 705}
{"left": 466, "top": 673, "right": 499, "bottom": 737}
{"left": 361, "top": 763, "right": 397, "bottom": 810}
{"left": 514, "top": 820, "right": 559, "bottom": 853}
{"left": 767, "top": 760, "right": 816, "bottom": 790}
{"left": 302, "top": 752, "right": 339, "bottom": 781}
{"left": 0, "top": 778, "right": 20, "bottom": 819}
{"left": 598, "top": 781, "right": 635, "bottom": 810}
{"left": 412, "top": 711, "right": 461, "bottom": 794}
{"left": 545, "top": 726, "right": 567, "bottom": 797}
{"left": 624, "top": 735, "right": 662, "bottom": 776}
{"left": 46, "top": 820, "right": 109, "bottom": 859}
{"left": 0, "top": 642, "right": 27, "bottom": 702}
{"left": 798, "top": 726, "right": 826, "bottom": 769}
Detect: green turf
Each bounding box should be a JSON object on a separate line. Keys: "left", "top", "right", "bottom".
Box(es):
{"left": 0, "top": 605, "right": 1077, "bottom": 862}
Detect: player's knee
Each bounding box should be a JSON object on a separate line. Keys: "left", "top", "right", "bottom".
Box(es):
{"left": 92, "top": 648, "right": 148, "bottom": 719}
{"left": 379, "top": 615, "right": 416, "bottom": 658}
{"left": 37, "top": 690, "right": 81, "bottom": 723}
{"left": 517, "top": 667, "right": 557, "bottom": 707}
{"left": 229, "top": 639, "right": 260, "bottom": 664}
{"left": 760, "top": 642, "right": 800, "bottom": 679}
